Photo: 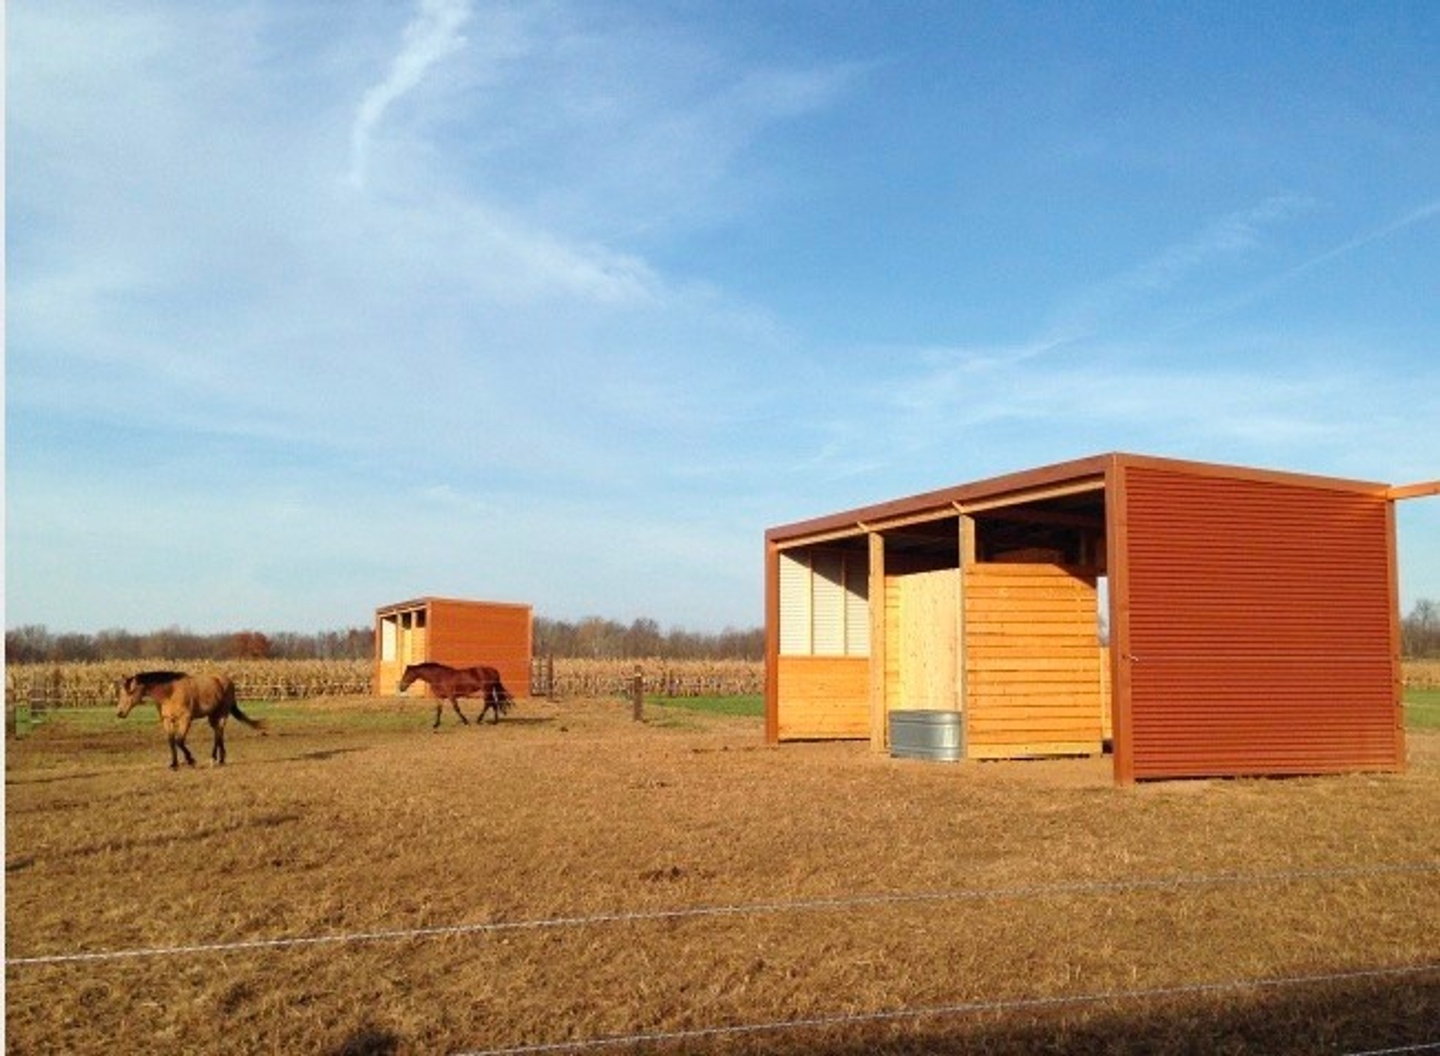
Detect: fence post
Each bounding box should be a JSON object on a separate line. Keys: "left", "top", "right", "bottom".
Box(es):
{"left": 631, "top": 664, "right": 643, "bottom": 721}
{"left": 547, "top": 655, "right": 557, "bottom": 701}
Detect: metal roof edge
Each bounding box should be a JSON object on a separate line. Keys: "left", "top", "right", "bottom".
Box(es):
{"left": 374, "top": 596, "right": 533, "bottom": 614}
{"left": 766, "top": 452, "right": 1116, "bottom": 545}
{"left": 766, "top": 450, "right": 1396, "bottom": 545}
{"left": 1110, "top": 452, "right": 1390, "bottom": 494}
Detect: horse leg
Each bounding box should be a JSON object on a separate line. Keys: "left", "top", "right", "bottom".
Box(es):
{"left": 433, "top": 702, "right": 442, "bottom": 731}
{"left": 451, "top": 697, "right": 469, "bottom": 725}
{"left": 170, "top": 733, "right": 196, "bottom": 768}
{"left": 166, "top": 714, "right": 196, "bottom": 768}
{"left": 211, "top": 715, "right": 227, "bottom": 765}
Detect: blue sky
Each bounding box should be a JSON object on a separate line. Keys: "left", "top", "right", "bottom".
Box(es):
{"left": 7, "top": 0, "right": 1439, "bottom": 635}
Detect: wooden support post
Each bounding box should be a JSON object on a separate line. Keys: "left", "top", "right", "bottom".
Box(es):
{"left": 868, "top": 531, "right": 887, "bottom": 752}
{"left": 957, "top": 514, "right": 974, "bottom": 752}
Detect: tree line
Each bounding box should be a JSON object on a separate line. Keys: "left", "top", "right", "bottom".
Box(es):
{"left": 3, "top": 625, "right": 375, "bottom": 664}
{"left": 6, "top": 600, "right": 1435, "bottom": 665}
{"left": 1404, "top": 599, "right": 1440, "bottom": 658}
{"left": 4, "top": 617, "right": 766, "bottom": 665}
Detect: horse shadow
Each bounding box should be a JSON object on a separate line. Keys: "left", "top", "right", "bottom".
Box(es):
{"left": 328, "top": 1022, "right": 399, "bottom": 1056}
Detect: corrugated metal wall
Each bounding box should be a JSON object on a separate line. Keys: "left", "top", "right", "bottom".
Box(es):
{"left": 374, "top": 599, "right": 532, "bottom": 698}
{"left": 1119, "top": 466, "right": 1401, "bottom": 780}
{"left": 428, "top": 599, "right": 532, "bottom": 698}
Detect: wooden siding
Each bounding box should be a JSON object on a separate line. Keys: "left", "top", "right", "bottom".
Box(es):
{"left": 775, "top": 655, "right": 869, "bottom": 739}
{"left": 1119, "top": 466, "right": 1401, "bottom": 780}
{"left": 963, "top": 563, "right": 1103, "bottom": 758}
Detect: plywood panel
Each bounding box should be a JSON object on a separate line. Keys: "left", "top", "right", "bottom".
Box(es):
{"left": 776, "top": 656, "right": 869, "bottom": 740}
{"left": 894, "top": 569, "right": 959, "bottom": 712}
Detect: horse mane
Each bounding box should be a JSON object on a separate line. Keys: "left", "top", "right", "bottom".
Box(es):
{"left": 133, "top": 670, "right": 189, "bottom": 686}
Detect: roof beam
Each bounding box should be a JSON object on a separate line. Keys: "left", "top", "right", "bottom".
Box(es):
{"left": 1389, "top": 480, "right": 1440, "bottom": 501}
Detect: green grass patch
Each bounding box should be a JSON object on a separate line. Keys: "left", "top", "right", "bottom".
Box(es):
{"left": 645, "top": 694, "right": 763, "bottom": 718}
{"left": 1407, "top": 688, "right": 1440, "bottom": 730}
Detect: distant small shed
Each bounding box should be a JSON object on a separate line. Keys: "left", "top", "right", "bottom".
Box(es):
{"left": 373, "top": 597, "right": 532, "bottom": 699}
{"left": 765, "top": 452, "right": 1438, "bottom": 783}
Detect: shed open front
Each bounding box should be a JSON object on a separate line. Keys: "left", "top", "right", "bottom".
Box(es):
{"left": 767, "top": 460, "right": 1112, "bottom": 763}
{"left": 767, "top": 452, "right": 1415, "bottom": 784}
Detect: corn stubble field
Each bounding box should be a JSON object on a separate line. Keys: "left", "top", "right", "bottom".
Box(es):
{"left": 6, "top": 674, "right": 1440, "bottom": 1054}
{"left": 4, "top": 657, "right": 765, "bottom": 706}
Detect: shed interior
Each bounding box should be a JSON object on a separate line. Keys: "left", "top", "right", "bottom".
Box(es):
{"left": 773, "top": 483, "right": 1111, "bottom": 757}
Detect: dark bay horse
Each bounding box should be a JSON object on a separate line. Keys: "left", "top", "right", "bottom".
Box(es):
{"left": 398, "top": 662, "right": 515, "bottom": 729}
{"left": 117, "top": 671, "right": 267, "bottom": 769}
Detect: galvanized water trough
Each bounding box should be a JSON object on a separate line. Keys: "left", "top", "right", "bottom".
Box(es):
{"left": 888, "top": 709, "right": 963, "bottom": 762}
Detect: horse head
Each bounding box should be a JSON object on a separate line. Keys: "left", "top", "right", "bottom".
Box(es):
{"left": 397, "top": 665, "right": 419, "bottom": 692}
{"left": 116, "top": 677, "right": 147, "bottom": 718}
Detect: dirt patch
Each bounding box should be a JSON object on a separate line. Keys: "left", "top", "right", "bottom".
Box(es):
{"left": 7, "top": 698, "right": 1440, "bottom": 1054}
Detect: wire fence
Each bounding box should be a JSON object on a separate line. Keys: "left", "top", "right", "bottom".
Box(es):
{"left": 10, "top": 861, "right": 1440, "bottom": 1052}
{"left": 527, "top": 658, "right": 763, "bottom": 700}
{"left": 449, "top": 966, "right": 1440, "bottom": 1056}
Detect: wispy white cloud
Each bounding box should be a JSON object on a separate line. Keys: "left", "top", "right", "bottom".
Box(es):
{"left": 1044, "top": 194, "right": 1319, "bottom": 344}
{"left": 1266, "top": 197, "right": 1440, "bottom": 286}
{"left": 9, "top": 2, "right": 1437, "bottom": 631}
{"left": 347, "top": 0, "right": 472, "bottom": 189}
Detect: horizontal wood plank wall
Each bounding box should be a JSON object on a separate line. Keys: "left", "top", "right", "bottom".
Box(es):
{"left": 776, "top": 655, "right": 869, "bottom": 739}
{"left": 964, "top": 564, "right": 1103, "bottom": 758}
{"left": 1100, "top": 645, "right": 1113, "bottom": 743}
{"left": 1122, "top": 467, "right": 1400, "bottom": 779}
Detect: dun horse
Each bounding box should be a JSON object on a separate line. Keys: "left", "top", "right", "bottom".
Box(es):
{"left": 397, "top": 662, "right": 515, "bottom": 729}
{"left": 117, "top": 671, "right": 267, "bottom": 769}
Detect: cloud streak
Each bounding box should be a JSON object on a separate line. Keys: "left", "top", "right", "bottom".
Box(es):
{"left": 7, "top": 2, "right": 1437, "bottom": 632}
{"left": 1043, "top": 195, "right": 1318, "bottom": 345}
{"left": 348, "top": 0, "right": 472, "bottom": 189}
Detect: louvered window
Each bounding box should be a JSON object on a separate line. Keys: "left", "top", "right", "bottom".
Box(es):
{"left": 778, "top": 549, "right": 869, "bottom": 656}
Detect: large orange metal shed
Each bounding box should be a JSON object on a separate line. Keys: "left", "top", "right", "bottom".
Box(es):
{"left": 373, "top": 596, "right": 532, "bottom": 699}
{"left": 765, "top": 452, "right": 1436, "bottom": 783}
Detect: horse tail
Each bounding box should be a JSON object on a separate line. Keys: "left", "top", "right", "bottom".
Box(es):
{"left": 493, "top": 674, "right": 515, "bottom": 710}
{"left": 231, "top": 701, "right": 268, "bottom": 732}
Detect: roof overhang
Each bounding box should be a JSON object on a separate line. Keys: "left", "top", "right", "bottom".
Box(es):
{"left": 767, "top": 454, "right": 1112, "bottom": 551}
{"left": 1389, "top": 480, "right": 1440, "bottom": 501}
{"left": 766, "top": 451, "right": 1395, "bottom": 551}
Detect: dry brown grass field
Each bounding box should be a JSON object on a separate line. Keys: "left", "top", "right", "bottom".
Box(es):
{"left": 6, "top": 692, "right": 1440, "bottom": 1055}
